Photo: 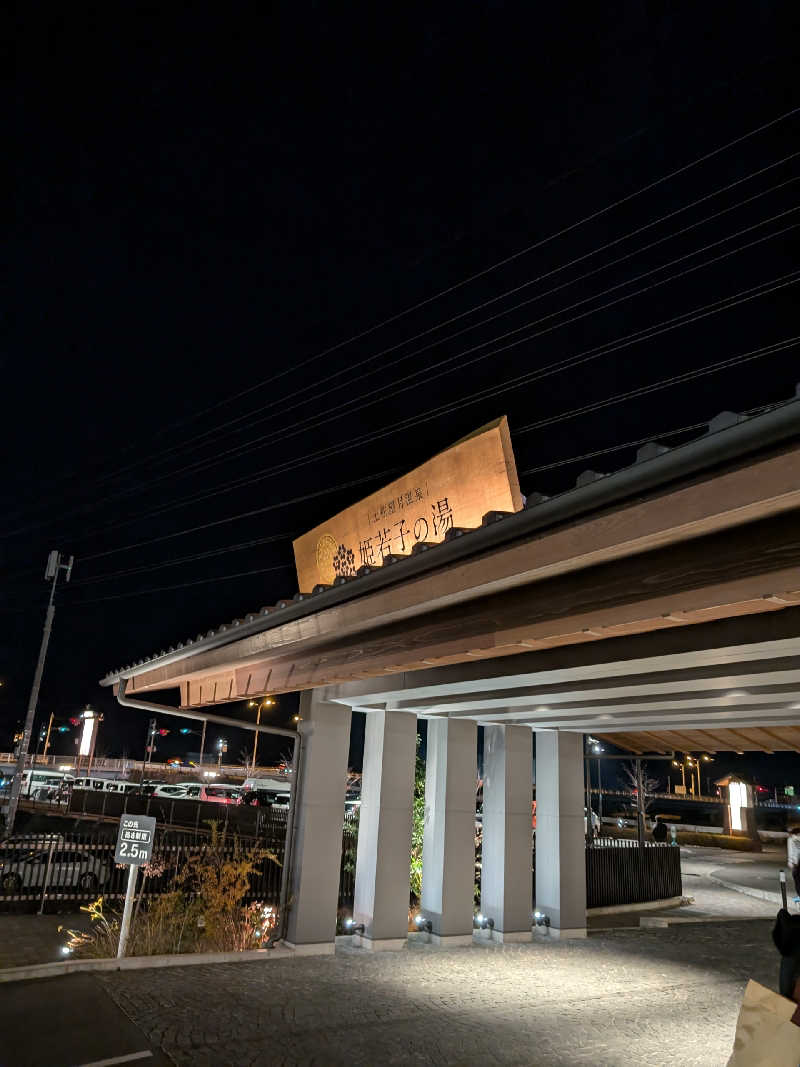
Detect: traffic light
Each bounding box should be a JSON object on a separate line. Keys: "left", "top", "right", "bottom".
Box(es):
{"left": 57, "top": 725, "right": 69, "bottom": 733}
{"left": 157, "top": 728, "right": 170, "bottom": 737}
{"left": 179, "top": 728, "right": 191, "bottom": 735}
{"left": 69, "top": 717, "right": 81, "bottom": 727}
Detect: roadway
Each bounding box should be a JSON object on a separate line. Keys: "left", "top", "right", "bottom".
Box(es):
{"left": 0, "top": 972, "right": 172, "bottom": 1067}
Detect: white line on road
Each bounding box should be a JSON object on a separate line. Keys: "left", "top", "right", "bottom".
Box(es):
{"left": 75, "top": 1051, "right": 153, "bottom": 1067}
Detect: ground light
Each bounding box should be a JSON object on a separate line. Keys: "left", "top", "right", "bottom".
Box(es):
{"left": 533, "top": 911, "right": 551, "bottom": 928}
{"left": 474, "top": 914, "right": 495, "bottom": 930}
{"left": 414, "top": 915, "right": 432, "bottom": 933}
{"left": 344, "top": 918, "right": 365, "bottom": 935}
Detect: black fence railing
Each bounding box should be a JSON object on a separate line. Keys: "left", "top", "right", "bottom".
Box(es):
{"left": 65, "top": 787, "right": 265, "bottom": 836}
{"left": 584, "top": 840, "right": 681, "bottom": 908}
{"left": 2, "top": 817, "right": 679, "bottom": 917}
{"left": 338, "top": 813, "right": 359, "bottom": 910}
{"left": 0, "top": 815, "right": 290, "bottom": 913}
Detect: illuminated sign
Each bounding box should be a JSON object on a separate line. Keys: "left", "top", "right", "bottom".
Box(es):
{"left": 79, "top": 710, "right": 95, "bottom": 757}
{"left": 729, "top": 780, "right": 747, "bottom": 831}
{"left": 293, "top": 417, "right": 523, "bottom": 590}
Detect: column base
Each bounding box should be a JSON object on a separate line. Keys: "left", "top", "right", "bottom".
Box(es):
{"left": 535, "top": 926, "right": 587, "bottom": 940}
{"left": 428, "top": 932, "right": 475, "bottom": 947}
{"left": 352, "top": 934, "right": 408, "bottom": 951}
{"left": 474, "top": 928, "right": 533, "bottom": 944}
{"left": 282, "top": 940, "right": 336, "bottom": 956}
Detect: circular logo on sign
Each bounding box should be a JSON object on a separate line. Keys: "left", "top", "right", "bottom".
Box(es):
{"left": 315, "top": 533, "right": 338, "bottom": 585}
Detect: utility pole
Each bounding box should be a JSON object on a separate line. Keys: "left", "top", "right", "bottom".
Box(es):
{"left": 146, "top": 719, "right": 156, "bottom": 768}
{"left": 249, "top": 697, "right": 274, "bottom": 774}
{"left": 32, "top": 723, "right": 47, "bottom": 765}
{"left": 199, "top": 719, "right": 207, "bottom": 768}
{"left": 4, "top": 551, "right": 73, "bottom": 837}
{"left": 252, "top": 701, "right": 263, "bottom": 774}
{"left": 141, "top": 719, "right": 156, "bottom": 783}
{"left": 41, "top": 712, "right": 55, "bottom": 762}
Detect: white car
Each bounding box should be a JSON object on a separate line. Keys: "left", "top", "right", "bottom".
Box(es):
{"left": 0, "top": 846, "right": 110, "bottom": 894}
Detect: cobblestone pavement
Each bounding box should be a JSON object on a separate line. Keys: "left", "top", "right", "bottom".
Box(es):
{"left": 97, "top": 920, "right": 781, "bottom": 1067}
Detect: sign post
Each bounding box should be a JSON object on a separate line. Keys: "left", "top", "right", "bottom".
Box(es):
{"left": 115, "top": 814, "right": 156, "bottom": 958}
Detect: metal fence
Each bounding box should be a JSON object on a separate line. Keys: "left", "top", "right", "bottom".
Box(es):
{"left": 64, "top": 786, "right": 265, "bottom": 836}
{"left": 527, "top": 840, "right": 680, "bottom": 909}
{"left": 1, "top": 815, "right": 680, "bottom": 917}
{"left": 0, "top": 815, "right": 289, "bottom": 913}
{"left": 584, "top": 840, "right": 681, "bottom": 908}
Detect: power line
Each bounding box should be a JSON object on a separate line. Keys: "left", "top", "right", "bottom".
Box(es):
{"left": 55, "top": 219, "right": 799, "bottom": 535}
{"left": 514, "top": 337, "right": 800, "bottom": 435}
{"left": 69, "top": 315, "right": 800, "bottom": 569}
{"left": 67, "top": 531, "right": 294, "bottom": 587}
{"left": 1, "top": 415, "right": 748, "bottom": 592}
{"left": 137, "top": 154, "right": 799, "bottom": 468}
{"left": 62, "top": 174, "right": 799, "bottom": 513}
{"left": 40, "top": 261, "right": 800, "bottom": 565}
{"left": 11, "top": 111, "right": 799, "bottom": 513}
{"left": 64, "top": 563, "right": 296, "bottom": 605}
{"left": 12, "top": 206, "right": 796, "bottom": 545}
{"left": 131, "top": 199, "right": 798, "bottom": 492}
{"left": 79, "top": 468, "right": 398, "bottom": 563}
{"left": 47, "top": 424, "right": 715, "bottom": 587}
{"left": 92, "top": 104, "right": 799, "bottom": 438}
{"left": 517, "top": 422, "right": 711, "bottom": 477}
{"left": 55, "top": 340, "right": 800, "bottom": 606}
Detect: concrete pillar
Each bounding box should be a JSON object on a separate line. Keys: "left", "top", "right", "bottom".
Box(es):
{"left": 421, "top": 717, "right": 477, "bottom": 944}
{"left": 352, "top": 708, "right": 417, "bottom": 949}
{"left": 534, "top": 731, "right": 586, "bottom": 938}
{"left": 284, "top": 691, "right": 351, "bottom": 954}
{"left": 481, "top": 724, "right": 533, "bottom": 942}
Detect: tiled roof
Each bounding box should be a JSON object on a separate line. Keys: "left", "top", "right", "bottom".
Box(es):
{"left": 100, "top": 386, "right": 800, "bottom": 686}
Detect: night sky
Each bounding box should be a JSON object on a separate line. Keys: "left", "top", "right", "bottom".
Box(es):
{"left": 4, "top": 5, "right": 800, "bottom": 780}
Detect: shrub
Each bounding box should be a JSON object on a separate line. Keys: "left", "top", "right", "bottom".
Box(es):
{"left": 60, "top": 823, "right": 280, "bottom": 958}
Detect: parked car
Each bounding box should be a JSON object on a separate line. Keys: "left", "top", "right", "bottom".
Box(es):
{"left": 0, "top": 846, "right": 110, "bottom": 894}
{"left": 20, "top": 769, "right": 74, "bottom": 800}
{"left": 202, "top": 785, "right": 242, "bottom": 805}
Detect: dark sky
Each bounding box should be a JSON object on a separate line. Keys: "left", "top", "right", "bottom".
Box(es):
{"left": 4, "top": 4, "right": 800, "bottom": 778}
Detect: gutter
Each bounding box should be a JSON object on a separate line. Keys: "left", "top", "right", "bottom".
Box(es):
{"left": 100, "top": 394, "right": 800, "bottom": 689}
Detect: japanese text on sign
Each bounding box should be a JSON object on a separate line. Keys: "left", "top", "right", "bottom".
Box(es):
{"left": 293, "top": 416, "right": 524, "bottom": 588}
{"left": 114, "top": 814, "right": 156, "bottom": 866}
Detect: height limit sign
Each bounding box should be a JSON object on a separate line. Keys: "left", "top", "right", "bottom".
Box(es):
{"left": 115, "top": 814, "right": 156, "bottom": 866}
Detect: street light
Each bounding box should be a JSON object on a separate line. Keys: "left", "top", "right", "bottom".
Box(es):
{"left": 216, "top": 737, "right": 227, "bottom": 770}
{"left": 247, "top": 697, "right": 276, "bottom": 773}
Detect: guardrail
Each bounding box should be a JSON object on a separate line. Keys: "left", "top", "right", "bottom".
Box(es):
{"left": 0, "top": 753, "right": 288, "bottom": 779}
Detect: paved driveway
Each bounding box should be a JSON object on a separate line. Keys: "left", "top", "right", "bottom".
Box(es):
{"left": 93, "top": 920, "right": 779, "bottom": 1067}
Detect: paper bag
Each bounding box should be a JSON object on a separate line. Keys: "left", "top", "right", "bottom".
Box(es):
{"left": 727, "top": 979, "right": 800, "bottom": 1066}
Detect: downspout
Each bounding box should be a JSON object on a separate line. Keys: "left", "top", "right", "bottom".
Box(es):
{"left": 116, "top": 677, "right": 298, "bottom": 740}
{"left": 116, "top": 677, "right": 302, "bottom": 947}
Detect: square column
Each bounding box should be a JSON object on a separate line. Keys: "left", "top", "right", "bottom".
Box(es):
{"left": 285, "top": 691, "right": 351, "bottom": 954}
{"left": 421, "top": 717, "right": 477, "bottom": 944}
{"left": 353, "top": 709, "right": 417, "bottom": 950}
{"left": 534, "top": 731, "right": 586, "bottom": 939}
{"left": 481, "top": 724, "right": 533, "bottom": 942}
